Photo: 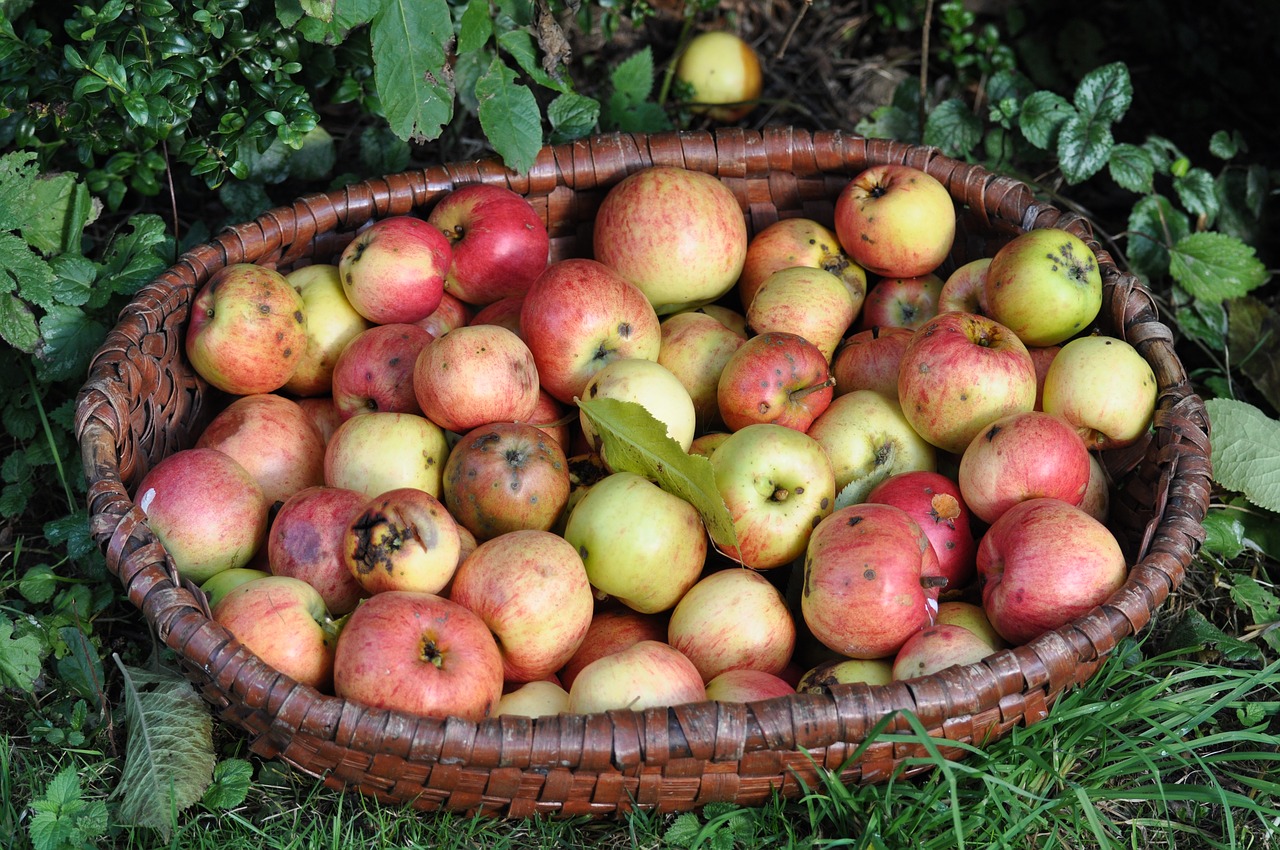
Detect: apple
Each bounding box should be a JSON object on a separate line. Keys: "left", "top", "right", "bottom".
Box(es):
{"left": 934, "top": 600, "right": 1006, "bottom": 651}
{"left": 704, "top": 669, "right": 795, "bottom": 702}
{"left": 891, "top": 623, "right": 995, "bottom": 681}
{"left": 282, "top": 263, "right": 372, "bottom": 397}
{"left": 716, "top": 331, "right": 834, "bottom": 432}
{"left": 1040, "top": 334, "right": 1157, "bottom": 450}
{"left": 984, "top": 228, "right": 1103, "bottom": 347}
{"left": 656, "top": 310, "right": 746, "bottom": 432}
{"left": 494, "top": 679, "right": 571, "bottom": 718}
{"left": 527, "top": 389, "right": 573, "bottom": 450}
{"left": 897, "top": 311, "right": 1038, "bottom": 455}
{"left": 557, "top": 604, "right": 669, "bottom": 691}
{"left": 977, "top": 497, "right": 1128, "bottom": 645}
{"left": 427, "top": 182, "right": 550, "bottom": 305}
{"left": 338, "top": 215, "right": 450, "bottom": 324}
{"left": 185, "top": 263, "right": 307, "bottom": 395}
{"left": 296, "top": 396, "right": 343, "bottom": 444}
{"left": 957, "top": 410, "right": 1091, "bottom": 525}
{"left": 1080, "top": 452, "right": 1110, "bottom": 522}
{"left": 667, "top": 567, "right": 796, "bottom": 682}
{"left": 802, "top": 502, "right": 943, "bottom": 659}
{"left": 710, "top": 423, "right": 836, "bottom": 570}
{"left": 745, "top": 266, "right": 858, "bottom": 361}
{"left": 579, "top": 358, "right": 697, "bottom": 454}
{"left": 562, "top": 471, "right": 707, "bottom": 614}
{"left": 520, "top": 259, "right": 662, "bottom": 404}
{"left": 833, "top": 164, "right": 956, "bottom": 278}
{"left": 199, "top": 567, "right": 270, "bottom": 610}
{"left": 195, "top": 393, "right": 326, "bottom": 507}
{"left": 1028, "top": 344, "right": 1060, "bottom": 411}
{"left": 469, "top": 295, "right": 525, "bottom": 337}
{"left": 830, "top": 325, "right": 914, "bottom": 399}
{"left": 685, "top": 303, "right": 749, "bottom": 338}
{"left": 806, "top": 389, "right": 936, "bottom": 506}
{"left": 795, "top": 658, "right": 894, "bottom": 692}
{"left": 938, "top": 257, "right": 992, "bottom": 315}
{"left": 673, "top": 30, "right": 763, "bottom": 122}
{"left": 413, "top": 323, "right": 540, "bottom": 434}
{"left": 212, "top": 575, "right": 339, "bottom": 691}
{"left": 343, "top": 487, "right": 461, "bottom": 595}
{"left": 267, "top": 485, "right": 369, "bottom": 616}
{"left": 134, "top": 447, "right": 270, "bottom": 584}
{"left": 865, "top": 470, "right": 977, "bottom": 594}
{"left": 442, "top": 421, "right": 570, "bottom": 541}
{"left": 567, "top": 640, "right": 707, "bottom": 714}
{"left": 332, "top": 590, "right": 504, "bottom": 722}
{"left": 324, "top": 411, "right": 450, "bottom": 499}
{"left": 330, "top": 323, "right": 434, "bottom": 420}
{"left": 689, "top": 431, "right": 731, "bottom": 459}
{"left": 857, "top": 273, "right": 944, "bottom": 331}
{"left": 592, "top": 166, "right": 748, "bottom": 314}
{"left": 416, "top": 290, "right": 474, "bottom": 338}
{"left": 448, "top": 529, "right": 594, "bottom": 683}
{"left": 737, "top": 217, "right": 867, "bottom": 313}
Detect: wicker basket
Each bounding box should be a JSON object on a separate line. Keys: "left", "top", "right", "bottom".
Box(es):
{"left": 76, "top": 127, "right": 1211, "bottom": 817}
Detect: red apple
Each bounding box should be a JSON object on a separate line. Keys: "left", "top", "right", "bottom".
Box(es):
{"left": 212, "top": 575, "right": 339, "bottom": 691}
{"left": 830, "top": 325, "right": 914, "bottom": 399}
{"left": 938, "top": 257, "right": 992, "bottom": 315}
{"left": 323, "top": 411, "right": 450, "bottom": 499}
{"left": 667, "top": 567, "right": 796, "bottom": 682}
{"left": 330, "top": 323, "right": 434, "bottom": 420}
{"left": 957, "top": 410, "right": 1091, "bottom": 525}
{"left": 343, "top": 487, "right": 461, "bottom": 595}
{"left": 897, "top": 311, "right": 1037, "bottom": 455}
{"left": 413, "top": 323, "right": 540, "bottom": 434}
{"left": 185, "top": 263, "right": 307, "bottom": 395}
{"left": 448, "top": 530, "right": 594, "bottom": 683}
{"left": 1080, "top": 452, "right": 1110, "bottom": 523}
{"left": 891, "top": 623, "right": 995, "bottom": 681}
{"left": 134, "top": 447, "right": 270, "bottom": 584}
{"left": 297, "top": 396, "right": 343, "bottom": 444}
{"left": 704, "top": 668, "right": 795, "bottom": 702}
{"left": 527, "top": 389, "right": 572, "bottom": 450}
{"left": 195, "top": 393, "right": 326, "bottom": 507}
{"left": 442, "top": 421, "right": 570, "bottom": 541}
{"left": 469, "top": 295, "right": 525, "bottom": 337}
{"left": 332, "top": 590, "right": 504, "bottom": 721}
{"left": 833, "top": 164, "right": 956, "bottom": 278}
{"left": 858, "top": 273, "right": 944, "bottom": 331}
{"left": 338, "top": 215, "right": 451, "bottom": 324}
{"left": 567, "top": 640, "right": 707, "bottom": 713}
{"left": 745, "top": 266, "right": 858, "bottom": 361}
{"left": 282, "top": 263, "right": 371, "bottom": 397}
{"left": 557, "top": 604, "right": 669, "bottom": 691}
{"left": 415, "top": 290, "right": 474, "bottom": 338}
{"left": 592, "top": 166, "right": 748, "bottom": 314}
{"left": 268, "top": 485, "right": 369, "bottom": 616}
{"left": 656, "top": 310, "right": 746, "bottom": 432}
{"left": 199, "top": 567, "right": 270, "bottom": 611}
{"left": 1028, "top": 344, "right": 1060, "bottom": 411}
{"left": 934, "top": 600, "right": 1006, "bottom": 650}
{"left": 865, "top": 470, "right": 977, "bottom": 594}
{"left": 737, "top": 217, "right": 867, "bottom": 313}
{"left": 519, "top": 258, "right": 662, "bottom": 404}
{"left": 717, "top": 331, "right": 834, "bottom": 432}
{"left": 427, "top": 183, "right": 550, "bottom": 305}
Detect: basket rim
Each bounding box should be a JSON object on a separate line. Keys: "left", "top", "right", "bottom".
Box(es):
{"left": 75, "top": 126, "right": 1212, "bottom": 815}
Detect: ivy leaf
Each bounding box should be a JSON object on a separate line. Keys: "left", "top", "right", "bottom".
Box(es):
{"left": 370, "top": 0, "right": 454, "bottom": 143}
{"left": 0, "top": 613, "right": 45, "bottom": 692}
{"left": 1107, "top": 143, "right": 1154, "bottom": 193}
{"left": 202, "top": 758, "right": 254, "bottom": 810}
{"left": 1204, "top": 398, "right": 1280, "bottom": 512}
{"left": 576, "top": 397, "right": 738, "bottom": 553}
{"left": 112, "top": 658, "right": 217, "bottom": 836}
{"left": 1173, "top": 166, "right": 1219, "bottom": 222}
{"left": 922, "top": 97, "right": 983, "bottom": 158}
{"left": 475, "top": 55, "right": 542, "bottom": 175}
{"left": 1057, "top": 112, "right": 1112, "bottom": 184}
{"left": 1018, "top": 90, "right": 1073, "bottom": 149}
{"left": 1169, "top": 231, "right": 1268, "bottom": 304}
{"left": 1072, "top": 61, "right": 1131, "bottom": 124}
{"left": 1125, "top": 194, "right": 1189, "bottom": 282}
{"left": 547, "top": 91, "right": 600, "bottom": 143}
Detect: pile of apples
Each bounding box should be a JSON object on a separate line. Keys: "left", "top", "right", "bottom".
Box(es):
{"left": 135, "top": 161, "right": 1159, "bottom": 723}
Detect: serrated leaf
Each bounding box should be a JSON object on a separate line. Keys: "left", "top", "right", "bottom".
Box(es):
{"left": 36, "top": 305, "right": 107, "bottom": 382}
{"left": 19, "top": 565, "right": 58, "bottom": 604}
{"left": 577, "top": 397, "right": 738, "bottom": 552}
{"left": 1173, "top": 167, "right": 1219, "bottom": 221}
{"left": 95, "top": 213, "right": 171, "bottom": 303}
{"left": 1229, "top": 575, "right": 1280, "bottom": 647}
{"left": 202, "top": 758, "right": 253, "bottom": 810}
{"left": 986, "top": 68, "right": 1035, "bottom": 104}
{"left": 1057, "top": 112, "right": 1112, "bottom": 184}
{"left": 1227, "top": 295, "right": 1280, "bottom": 413}
{"left": 0, "top": 613, "right": 45, "bottom": 691}
{"left": 48, "top": 254, "right": 97, "bottom": 308}
{"left": 112, "top": 658, "right": 217, "bottom": 836}
{"left": 475, "top": 56, "right": 542, "bottom": 175}
{"left": 1209, "top": 129, "right": 1240, "bottom": 160}
{"left": 0, "top": 230, "right": 56, "bottom": 302}
{"left": 1018, "top": 90, "right": 1073, "bottom": 149}
{"left": 0, "top": 150, "right": 39, "bottom": 233}
{"left": 833, "top": 465, "right": 894, "bottom": 510}
{"left": 610, "top": 47, "right": 655, "bottom": 105}
{"left": 24, "top": 172, "right": 94, "bottom": 256}
{"left": 1162, "top": 609, "right": 1260, "bottom": 662}
{"left": 370, "top": 0, "right": 454, "bottom": 143}
{"left": 1200, "top": 509, "right": 1247, "bottom": 558}
{"left": 29, "top": 766, "right": 108, "bottom": 850}
{"left": 497, "top": 28, "right": 569, "bottom": 93}
{"left": 56, "top": 626, "right": 105, "bottom": 709}
{"left": 1205, "top": 398, "right": 1280, "bottom": 512}
{"left": 547, "top": 91, "right": 599, "bottom": 142}
{"left": 457, "top": 0, "right": 493, "bottom": 55}
{"left": 0, "top": 292, "right": 40, "bottom": 353}
{"left": 1125, "top": 194, "right": 1189, "bottom": 282}
{"left": 664, "top": 812, "right": 702, "bottom": 848}
{"left": 1169, "top": 231, "right": 1268, "bottom": 303}
{"left": 855, "top": 104, "right": 919, "bottom": 143}
{"left": 922, "top": 97, "right": 983, "bottom": 158}
{"left": 1107, "top": 143, "right": 1154, "bottom": 193}
{"left": 1072, "top": 61, "right": 1131, "bottom": 124}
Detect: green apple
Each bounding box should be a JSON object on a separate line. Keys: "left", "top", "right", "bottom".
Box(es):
{"left": 1041, "top": 334, "right": 1157, "bottom": 450}
{"left": 983, "top": 228, "right": 1103, "bottom": 347}
{"left": 579, "top": 358, "right": 697, "bottom": 454}
{"left": 282, "top": 263, "right": 371, "bottom": 397}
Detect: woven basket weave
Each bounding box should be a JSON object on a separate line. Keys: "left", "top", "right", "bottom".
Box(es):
{"left": 76, "top": 127, "right": 1211, "bottom": 817}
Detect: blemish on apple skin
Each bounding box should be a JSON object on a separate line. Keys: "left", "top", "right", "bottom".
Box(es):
{"left": 863, "top": 568, "right": 876, "bottom": 581}
{"left": 985, "top": 425, "right": 1000, "bottom": 441}
{"left": 846, "top": 515, "right": 863, "bottom": 526}
{"left": 820, "top": 497, "right": 829, "bottom": 509}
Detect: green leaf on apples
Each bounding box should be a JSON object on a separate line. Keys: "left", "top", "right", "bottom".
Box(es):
{"left": 576, "top": 397, "right": 739, "bottom": 553}
{"left": 922, "top": 97, "right": 983, "bottom": 158}
{"left": 112, "top": 656, "right": 217, "bottom": 836}
{"left": 1107, "top": 143, "right": 1154, "bottom": 193}
{"left": 1169, "top": 231, "right": 1269, "bottom": 304}
{"left": 1204, "top": 398, "right": 1280, "bottom": 512}
{"left": 476, "top": 55, "right": 543, "bottom": 175}
{"left": 369, "top": 0, "right": 454, "bottom": 144}
{"left": 833, "top": 466, "right": 894, "bottom": 512}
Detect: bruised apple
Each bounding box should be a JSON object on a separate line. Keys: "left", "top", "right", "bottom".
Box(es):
{"left": 343, "top": 487, "right": 461, "bottom": 595}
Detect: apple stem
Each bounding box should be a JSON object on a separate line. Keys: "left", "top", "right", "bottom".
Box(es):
{"left": 421, "top": 637, "right": 445, "bottom": 668}
{"left": 790, "top": 376, "right": 836, "bottom": 402}
{"left": 920, "top": 575, "right": 950, "bottom": 590}
{"left": 771, "top": 487, "right": 790, "bottom": 502}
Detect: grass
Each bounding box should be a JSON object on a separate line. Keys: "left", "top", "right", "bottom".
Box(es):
{"left": 4, "top": 626, "right": 1278, "bottom": 850}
